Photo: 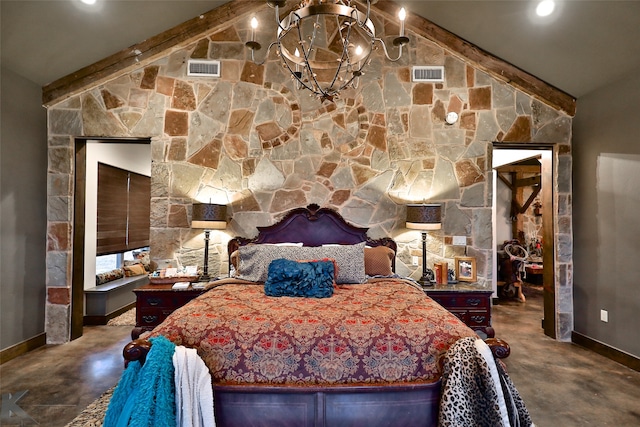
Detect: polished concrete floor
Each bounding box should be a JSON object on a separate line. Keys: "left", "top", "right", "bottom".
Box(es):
{"left": 1, "top": 286, "right": 640, "bottom": 426}
{"left": 495, "top": 286, "right": 640, "bottom": 426}
{"left": 0, "top": 325, "right": 132, "bottom": 426}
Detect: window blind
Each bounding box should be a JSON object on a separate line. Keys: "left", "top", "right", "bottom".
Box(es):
{"left": 96, "top": 163, "right": 150, "bottom": 255}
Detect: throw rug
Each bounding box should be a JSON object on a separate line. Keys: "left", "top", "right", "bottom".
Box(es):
{"left": 65, "top": 387, "right": 113, "bottom": 426}
{"left": 106, "top": 308, "right": 135, "bottom": 326}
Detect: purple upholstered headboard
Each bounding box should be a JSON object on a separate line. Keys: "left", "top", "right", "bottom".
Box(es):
{"left": 227, "top": 204, "right": 397, "bottom": 271}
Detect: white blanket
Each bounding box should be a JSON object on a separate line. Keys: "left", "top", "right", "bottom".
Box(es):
{"left": 172, "top": 346, "right": 215, "bottom": 427}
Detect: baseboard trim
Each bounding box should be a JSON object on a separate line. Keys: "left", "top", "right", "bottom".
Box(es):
{"left": 0, "top": 333, "right": 47, "bottom": 365}
{"left": 84, "top": 302, "right": 136, "bottom": 325}
{"left": 572, "top": 331, "right": 640, "bottom": 372}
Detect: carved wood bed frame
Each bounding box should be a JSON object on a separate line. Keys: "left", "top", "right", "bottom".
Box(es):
{"left": 124, "top": 204, "right": 510, "bottom": 427}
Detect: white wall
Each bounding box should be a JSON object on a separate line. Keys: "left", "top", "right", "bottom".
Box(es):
{"left": 83, "top": 142, "right": 151, "bottom": 292}
{"left": 495, "top": 177, "right": 513, "bottom": 245}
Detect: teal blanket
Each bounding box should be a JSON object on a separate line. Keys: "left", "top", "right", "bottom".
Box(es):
{"left": 104, "top": 335, "right": 176, "bottom": 427}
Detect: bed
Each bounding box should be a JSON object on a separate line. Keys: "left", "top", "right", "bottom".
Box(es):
{"left": 123, "top": 204, "right": 511, "bottom": 427}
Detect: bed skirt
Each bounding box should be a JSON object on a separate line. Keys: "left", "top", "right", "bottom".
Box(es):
{"left": 213, "top": 382, "right": 441, "bottom": 427}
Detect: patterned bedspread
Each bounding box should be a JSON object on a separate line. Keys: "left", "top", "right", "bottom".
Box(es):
{"left": 148, "top": 278, "right": 476, "bottom": 386}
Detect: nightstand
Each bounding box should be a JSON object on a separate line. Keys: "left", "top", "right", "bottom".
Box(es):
{"left": 131, "top": 283, "right": 205, "bottom": 339}
{"left": 424, "top": 283, "right": 495, "bottom": 338}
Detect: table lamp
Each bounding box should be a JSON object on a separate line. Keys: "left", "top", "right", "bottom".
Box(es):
{"left": 406, "top": 204, "right": 442, "bottom": 287}
{"left": 192, "top": 203, "right": 227, "bottom": 282}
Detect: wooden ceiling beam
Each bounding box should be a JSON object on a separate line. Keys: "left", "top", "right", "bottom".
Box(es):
{"left": 497, "top": 172, "right": 514, "bottom": 190}
{"left": 43, "top": 0, "right": 578, "bottom": 117}
{"left": 374, "top": 1, "right": 577, "bottom": 116}
{"left": 496, "top": 165, "right": 541, "bottom": 174}
{"left": 520, "top": 185, "right": 542, "bottom": 213}
{"left": 514, "top": 175, "right": 541, "bottom": 188}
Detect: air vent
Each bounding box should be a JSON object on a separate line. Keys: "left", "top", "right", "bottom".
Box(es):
{"left": 187, "top": 60, "right": 221, "bottom": 77}
{"left": 412, "top": 66, "right": 444, "bottom": 82}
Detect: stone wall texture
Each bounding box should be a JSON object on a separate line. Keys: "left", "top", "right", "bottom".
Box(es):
{"left": 45, "top": 9, "right": 573, "bottom": 343}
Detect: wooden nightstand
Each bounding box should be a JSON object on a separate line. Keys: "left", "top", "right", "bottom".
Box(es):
{"left": 131, "top": 283, "right": 205, "bottom": 339}
{"left": 424, "top": 283, "right": 495, "bottom": 338}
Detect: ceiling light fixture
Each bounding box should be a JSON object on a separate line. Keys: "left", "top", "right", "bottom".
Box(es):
{"left": 245, "top": 0, "right": 409, "bottom": 101}
{"left": 536, "top": 0, "right": 555, "bottom": 17}
{"left": 81, "top": 0, "right": 97, "bottom": 5}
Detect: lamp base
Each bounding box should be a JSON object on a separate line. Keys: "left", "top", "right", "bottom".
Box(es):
{"left": 418, "top": 268, "right": 435, "bottom": 287}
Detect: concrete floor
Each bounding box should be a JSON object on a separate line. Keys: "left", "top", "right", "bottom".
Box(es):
{"left": 495, "top": 286, "right": 640, "bottom": 426}
{"left": 1, "top": 285, "right": 639, "bottom": 426}
{"left": 0, "top": 325, "right": 132, "bottom": 426}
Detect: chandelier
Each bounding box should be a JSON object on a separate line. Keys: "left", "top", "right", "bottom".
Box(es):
{"left": 245, "top": 0, "right": 409, "bottom": 101}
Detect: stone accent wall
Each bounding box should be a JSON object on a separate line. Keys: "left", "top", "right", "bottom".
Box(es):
{"left": 45, "top": 11, "right": 573, "bottom": 343}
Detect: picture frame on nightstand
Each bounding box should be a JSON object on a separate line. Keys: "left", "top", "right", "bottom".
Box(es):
{"left": 455, "top": 256, "right": 477, "bottom": 282}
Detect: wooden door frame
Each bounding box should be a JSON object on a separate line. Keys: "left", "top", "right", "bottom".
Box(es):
{"left": 492, "top": 142, "right": 556, "bottom": 339}
{"left": 71, "top": 137, "right": 150, "bottom": 340}
{"left": 71, "top": 139, "right": 87, "bottom": 340}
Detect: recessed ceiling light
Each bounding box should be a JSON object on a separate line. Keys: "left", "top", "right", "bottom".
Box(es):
{"left": 81, "top": 0, "right": 97, "bottom": 5}
{"left": 536, "top": 0, "right": 556, "bottom": 17}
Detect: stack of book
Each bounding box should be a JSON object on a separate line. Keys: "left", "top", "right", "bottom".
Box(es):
{"left": 433, "top": 262, "right": 448, "bottom": 285}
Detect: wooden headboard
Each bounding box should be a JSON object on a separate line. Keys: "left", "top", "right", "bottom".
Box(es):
{"left": 228, "top": 204, "right": 397, "bottom": 271}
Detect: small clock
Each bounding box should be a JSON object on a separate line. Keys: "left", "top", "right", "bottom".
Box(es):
{"left": 445, "top": 112, "right": 458, "bottom": 124}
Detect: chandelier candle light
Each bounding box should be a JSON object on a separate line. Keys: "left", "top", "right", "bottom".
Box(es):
{"left": 245, "top": 0, "right": 409, "bottom": 101}
{"left": 192, "top": 203, "right": 227, "bottom": 282}
{"left": 406, "top": 204, "right": 442, "bottom": 287}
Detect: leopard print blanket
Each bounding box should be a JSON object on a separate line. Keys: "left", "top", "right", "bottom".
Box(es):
{"left": 439, "top": 337, "right": 533, "bottom": 427}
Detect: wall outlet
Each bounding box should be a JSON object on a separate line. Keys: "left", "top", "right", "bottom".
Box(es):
{"left": 412, "top": 256, "right": 419, "bottom": 266}
{"left": 453, "top": 236, "right": 467, "bottom": 246}
{"left": 600, "top": 309, "right": 608, "bottom": 323}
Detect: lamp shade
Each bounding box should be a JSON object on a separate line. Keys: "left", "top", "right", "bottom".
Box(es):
{"left": 192, "top": 203, "right": 227, "bottom": 229}
{"left": 406, "top": 204, "right": 442, "bottom": 230}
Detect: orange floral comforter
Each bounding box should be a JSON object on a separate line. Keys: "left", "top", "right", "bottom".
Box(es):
{"left": 149, "top": 278, "right": 476, "bottom": 386}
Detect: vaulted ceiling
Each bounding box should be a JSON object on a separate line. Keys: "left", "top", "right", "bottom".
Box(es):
{"left": 2, "top": 0, "right": 640, "bottom": 101}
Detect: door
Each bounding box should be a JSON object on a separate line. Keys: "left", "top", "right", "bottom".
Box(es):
{"left": 492, "top": 144, "right": 556, "bottom": 339}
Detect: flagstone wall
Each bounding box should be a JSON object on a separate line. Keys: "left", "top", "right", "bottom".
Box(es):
{"left": 45, "top": 13, "right": 573, "bottom": 343}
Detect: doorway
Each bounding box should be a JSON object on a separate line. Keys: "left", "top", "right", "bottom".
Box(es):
{"left": 492, "top": 144, "right": 555, "bottom": 339}
{"left": 71, "top": 138, "right": 151, "bottom": 340}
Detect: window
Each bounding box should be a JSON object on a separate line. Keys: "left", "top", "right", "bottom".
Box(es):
{"left": 96, "top": 163, "right": 150, "bottom": 255}
{"left": 95, "top": 247, "right": 148, "bottom": 273}
{"left": 95, "top": 253, "right": 118, "bottom": 274}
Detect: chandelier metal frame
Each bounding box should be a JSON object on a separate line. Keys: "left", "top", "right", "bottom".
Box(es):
{"left": 245, "top": 0, "right": 409, "bottom": 101}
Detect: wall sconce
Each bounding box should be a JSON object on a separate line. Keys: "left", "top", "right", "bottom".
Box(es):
{"left": 406, "top": 204, "right": 442, "bottom": 287}
{"left": 192, "top": 203, "right": 227, "bottom": 282}
{"left": 445, "top": 111, "right": 458, "bottom": 124}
